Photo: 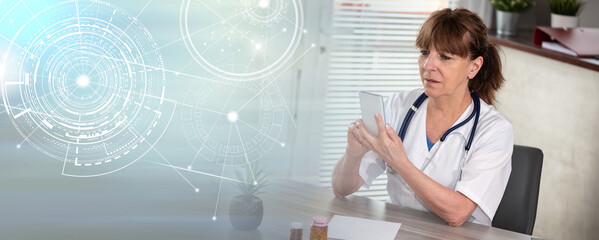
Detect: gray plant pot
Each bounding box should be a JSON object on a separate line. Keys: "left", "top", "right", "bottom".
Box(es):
{"left": 229, "top": 195, "right": 263, "bottom": 230}
{"left": 495, "top": 10, "right": 521, "bottom": 36}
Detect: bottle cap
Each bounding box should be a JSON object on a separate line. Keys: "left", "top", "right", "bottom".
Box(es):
{"left": 290, "top": 222, "right": 303, "bottom": 229}
{"left": 312, "top": 216, "right": 328, "bottom": 227}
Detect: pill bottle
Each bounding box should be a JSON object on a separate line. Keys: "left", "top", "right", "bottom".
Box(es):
{"left": 289, "top": 222, "right": 303, "bottom": 240}
{"left": 309, "top": 216, "right": 328, "bottom": 240}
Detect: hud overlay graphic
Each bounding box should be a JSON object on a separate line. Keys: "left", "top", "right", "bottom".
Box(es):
{"left": 180, "top": 0, "right": 304, "bottom": 81}
{"left": 0, "top": 0, "right": 175, "bottom": 177}
{"left": 181, "top": 80, "right": 285, "bottom": 168}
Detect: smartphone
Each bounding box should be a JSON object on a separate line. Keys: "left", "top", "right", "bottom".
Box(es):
{"left": 359, "top": 91, "right": 385, "bottom": 136}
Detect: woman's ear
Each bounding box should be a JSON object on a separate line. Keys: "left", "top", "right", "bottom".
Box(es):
{"left": 468, "top": 56, "right": 483, "bottom": 79}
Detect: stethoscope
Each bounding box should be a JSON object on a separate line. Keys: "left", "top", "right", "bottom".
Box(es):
{"left": 386, "top": 91, "right": 481, "bottom": 174}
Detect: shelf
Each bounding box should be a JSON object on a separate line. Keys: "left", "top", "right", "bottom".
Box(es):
{"left": 488, "top": 29, "right": 599, "bottom": 72}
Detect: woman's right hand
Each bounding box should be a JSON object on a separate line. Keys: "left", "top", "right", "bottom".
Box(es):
{"left": 346, "top": 119, "right": 370, "bottom": 159}
{"left": 332, "top": 119, "right": 369, "bottom": 197}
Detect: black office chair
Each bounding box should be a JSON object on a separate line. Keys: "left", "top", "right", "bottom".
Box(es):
{"left": 492, "top": 145, "right": 543, "bottom": 235}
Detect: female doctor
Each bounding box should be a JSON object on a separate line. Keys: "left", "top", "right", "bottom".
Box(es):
{"left": 331, "top": 8, "right": 513, "bottom": 227}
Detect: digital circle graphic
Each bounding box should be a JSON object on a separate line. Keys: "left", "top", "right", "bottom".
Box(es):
{"left": 242, "top": 0, "right": 288, "bottom": 26}
{"left": 0, "top": 0, "right": 172, "bottom": 176}
{"left": 181, "top": 80, "right": 284, "bottom": 167}
{"left": 179, "top": 0, "right": 304, "bottom": 81}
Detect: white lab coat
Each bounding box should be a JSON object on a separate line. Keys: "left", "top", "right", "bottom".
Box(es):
{"left": 359, "top": 88, "right": 513, "bottom": 226}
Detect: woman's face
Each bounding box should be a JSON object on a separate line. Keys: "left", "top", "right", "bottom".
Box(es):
{"left": 418, "top": 45, "right": 482, "bottom": 99}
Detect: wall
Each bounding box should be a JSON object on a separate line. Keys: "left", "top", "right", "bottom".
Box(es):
{"left": 495, "top": 47, "right": 599, "bottom": 240}
{"left": 578, "top": 0, "right": 599, "bottom": 28}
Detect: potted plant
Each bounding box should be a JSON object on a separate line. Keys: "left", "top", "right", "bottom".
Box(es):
{"left": 491, "top": 0, "right": 534, "bottom": 36}
{"left": 229, "top": 162, "right": 267, "bottom": 231}
{"left": 547, "top": 0, "right": 583, "bottom": 28}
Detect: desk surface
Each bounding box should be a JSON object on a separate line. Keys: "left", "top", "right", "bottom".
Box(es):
{"left": 0, "top": 155, "right": 532, "bottom": 240}
{"left": 263, "top": 181, "right": 532, "bottom": 240}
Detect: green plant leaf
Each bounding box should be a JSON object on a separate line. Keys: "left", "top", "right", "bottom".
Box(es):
{"left": 547, "top": 0, "right": 583, "bottom": 16}
{"left": 232, "top": 161, "right": 269, "bottom": 197}
{"left": 491, "top": 0, "right": 535, "bottom": 13}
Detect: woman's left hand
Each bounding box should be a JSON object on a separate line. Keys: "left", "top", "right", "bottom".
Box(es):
{"left": 358, "top": 113, "right": 409, "bottom": 170}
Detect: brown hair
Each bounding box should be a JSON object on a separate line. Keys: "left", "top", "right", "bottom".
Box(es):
{"left": 415, "top": 8, "right": 504, "bottom": 105}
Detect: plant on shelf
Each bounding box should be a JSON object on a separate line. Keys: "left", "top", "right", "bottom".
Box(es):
{"left": 229, "top": 161, "right": 268, "bottom": 231}
{"left": 491, "top": 0, "right": 534, "bottom": 36}
{"left": 547, "top": 0, "right": 583, "bottom": 16}
{"left": 491, "top": 0, "right": 534, "bottom": 13}
{"left": 547, "top": 0, "right": 584, "bottom": 28}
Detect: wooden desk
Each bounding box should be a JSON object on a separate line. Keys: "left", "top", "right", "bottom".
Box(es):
{"left": 259, "top": 180, "right": 532, "bottom": 240}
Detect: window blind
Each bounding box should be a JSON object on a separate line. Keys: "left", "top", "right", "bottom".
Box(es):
{"left": 319, "top": 0, "right": 450, "bottom": 201}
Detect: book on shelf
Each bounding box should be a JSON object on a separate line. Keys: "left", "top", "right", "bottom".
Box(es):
{"left": 533, "top": 26, "right": 599, "bottom": 58}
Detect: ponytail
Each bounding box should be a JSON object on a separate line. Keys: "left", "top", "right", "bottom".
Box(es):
{"left": 469, "top": 43, "right": 504, "bottom": 105}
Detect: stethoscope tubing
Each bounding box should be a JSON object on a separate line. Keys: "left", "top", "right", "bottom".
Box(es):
{"left": 387, "top": 91, "right": 480, "bottom": 174}
{"left": 399, "top": 92, "right": 480, "bottom": 150}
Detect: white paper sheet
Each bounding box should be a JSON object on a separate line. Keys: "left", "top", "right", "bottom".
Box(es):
{"left": 541, "top": 41, "right": 577, "bottom": 56}
{"left": 327, "top": 215, "right": 401, "bottom": 240}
